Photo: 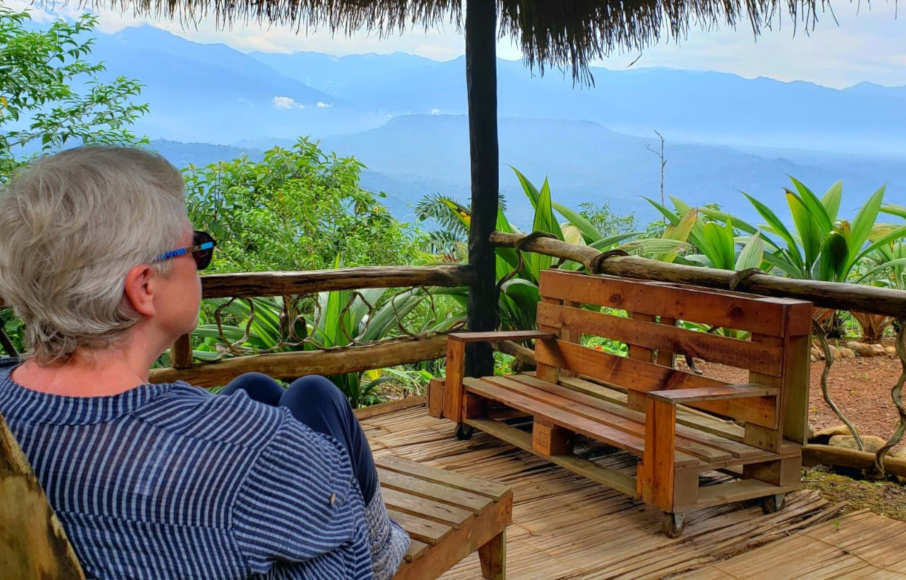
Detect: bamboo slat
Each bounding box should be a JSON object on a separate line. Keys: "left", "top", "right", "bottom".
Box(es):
{"left": 360, "top": 405, "right": 852, "bottom": 579}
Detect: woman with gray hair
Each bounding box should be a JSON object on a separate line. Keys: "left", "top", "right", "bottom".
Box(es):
{"left": 0, "top": 146, "right": 408, "bottom": 579}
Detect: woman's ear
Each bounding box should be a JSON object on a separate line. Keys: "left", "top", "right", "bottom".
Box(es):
{"left": 123, "top": 264, "right": 156, "bottom": 318}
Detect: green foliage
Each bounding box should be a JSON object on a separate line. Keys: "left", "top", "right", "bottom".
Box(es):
{"left": 185, "top": 138, "right": 422, "bottom": 272}
{"left": 741, "top": 179, "right": 906, "bottom": 282}
{"left": 577, "top": 201, "right": 638, "bottom": 239}
{"left": 0, "top": 9, "right": 148, "bottom": 178}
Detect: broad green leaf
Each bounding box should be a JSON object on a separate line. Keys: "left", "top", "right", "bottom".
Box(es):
{"left": 511, "top": 166, "right": 541, "bottom": 207}
{"left": 790, "top": 176, "right": 832, "bottom": 233}
{"left": 845, "top": 186, "right": 886, "bottom": 272}
{"left": 663, "top": 209, "right": 697, "bottom": 242}
{"left": 763, "top": 251, "right": 806, "bottom": 278}
{"left": 552, "top": 201, "right": 603, "bottom": 242}
{"left": 814, "top": 232, "right": 848, "bottom": 282}
{"left": 643, "top": 197, "right": 681, "bottom": 226}
{"left": 743, "top": 192, "right": 803, "bottom": 270}
{"left": 699, "top": 206, "right": 759, "bottom": 235}
{"left": 620, "top": 239, "right": 691, "bottom": 261}
{"left": 881, "top": 203, "right": 906, "bottom": 220}
{"left": 734, "top": 232, "right": 765, "bottom": 270}
{"left": 822, "top": 181, "right": 843, "bottom": 223}
{"left": 588, "top": 231, "right": 640, "bottom": 250}
{"left": 850, "top": 225, "right": 906, "bottom": 269}
{"left": 700, "top": 221, "right": 734, "bottom": 269}
{"left": 786, "top": 191, "right": 821, "bottom": 270}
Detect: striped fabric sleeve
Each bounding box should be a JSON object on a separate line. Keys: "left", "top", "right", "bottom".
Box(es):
{"left": 231, "top": 410, "right": 369, "bottom": 576}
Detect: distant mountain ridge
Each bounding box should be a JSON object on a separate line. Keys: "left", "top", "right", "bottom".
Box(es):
{"left": 81, "top": 25, "right": 905, "bottom": 225}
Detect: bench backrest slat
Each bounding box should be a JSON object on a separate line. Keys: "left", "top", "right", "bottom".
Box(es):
{"left": 535, "top": 270, "right": 812, "bottom": 442}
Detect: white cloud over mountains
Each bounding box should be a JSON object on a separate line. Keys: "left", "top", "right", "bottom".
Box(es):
{"left": 272, "top": 96, "right": 303, "bottom": 109}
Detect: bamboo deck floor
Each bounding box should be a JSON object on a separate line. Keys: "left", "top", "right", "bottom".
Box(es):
{"left": 360, "top": 403, "right": 903, "bottom": 579}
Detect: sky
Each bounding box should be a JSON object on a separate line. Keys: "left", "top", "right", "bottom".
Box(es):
{"left": 10, "top": 0, "right": 906, "bottom": 89}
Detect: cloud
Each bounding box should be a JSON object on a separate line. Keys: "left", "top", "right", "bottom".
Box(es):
{"left": 316, "top": 101, "right": 331, "bottom": 108}
{"left": 273, "top": 96, "right": 304, "bottom": 109}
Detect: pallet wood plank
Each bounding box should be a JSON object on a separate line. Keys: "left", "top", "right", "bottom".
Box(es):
{"left": 534, "top": 339, "right": 778, "bottom": 428}
{"left": 538, "top": 270, "right": 792, "bottom": 336}
{"left": 537, "top": 302, "right": 783, "bottom": 376}
{"left": 463, "top": 418, "right": 638, "bottom": 498}
{"left": 382, "top": 487, "right": 473, "bottom": 526}
{"left": 443, "top": 339, "right": 466, "bottom": 421}
{"left": 648, "top": 384, "right": 778, "bottom": 403}
{"left": 464, "top": 377, "right": 699, "bottom": 468}
{"left": 484, "top": 376, "right": 729, "bottom": 464}
{"left": 513, "top": 374, "right": 770, "bottom": 462}
{"left": 639, "top": 398, "right": 676, "bottom": 511}
{"left": 387, "top": 509, "right": 452, "bottom": 543}
{"left": 376, "top": 456, "right": 508, "bottom": 500}
{"left": 449, "top": 330, "right": 555, "bottom": 343}
{"left": 377, "top": 468, "right": 490, "bottom": 513}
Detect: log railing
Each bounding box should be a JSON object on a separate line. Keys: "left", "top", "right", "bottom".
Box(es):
{"left": 149, "top": 265, "right": 475, "bottom": 387}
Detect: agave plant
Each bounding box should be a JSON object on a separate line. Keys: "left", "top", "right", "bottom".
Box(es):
{"left": 742, "top": 179, "right": 906, "bottom": 283}
{"left": 645, "top": 196, "right": 765, "bottom": 270}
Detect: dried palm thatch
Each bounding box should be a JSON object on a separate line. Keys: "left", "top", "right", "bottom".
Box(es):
{"left": 98, "top": 0, "right": 825, "bottom": 83}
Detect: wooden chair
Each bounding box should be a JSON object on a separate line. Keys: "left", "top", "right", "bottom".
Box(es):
{"left": 0, "top": 411, "right": 511, "bottom": 579}
{"left": 379, "top": 455, "right": 512, "bottom": 580}
{"left": 430, "top": 270, "right": 811, "bottom": 536}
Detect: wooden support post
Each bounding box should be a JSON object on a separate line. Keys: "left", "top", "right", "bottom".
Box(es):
{"left": 428, "top": 378, "right": 445, "bottom": 418}
{"left": 478, "top": 530, "right": 506, "bottom": 580}
{"left": 443, "top": 339, "right": 467, "bottom": 422}
{"left": 464, "top": 0, "right": 499, "bottom": 382}
{"left": 532, "top": 420, "right": 572, "bottom": 456}
{"left": 638, "top": 398, "right": 677, "bottom": 511}
{"left": 171, "top": 333, "right": 193, "bottom": 369}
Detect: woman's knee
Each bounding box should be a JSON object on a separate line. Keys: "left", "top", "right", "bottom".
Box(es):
{"left": 222, "top": 372, "right": 284, "bottom": 405}
{"left": 283, "top": 375, "right": 349, "bottom": 411}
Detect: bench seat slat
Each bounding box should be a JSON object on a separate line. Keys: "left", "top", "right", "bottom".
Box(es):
{"left": 377, "top": 468, "right": 490, "bottom": 513}
{"left": 506, "top": 374, "right": 777, "bottom": 464}
{"left": 404, "top": 539, "right": 430, "bottom": 562}
{"left": 387, "top": 509, "right": 452, "bottom": 544}
{"left": 382, "top": 487, "right": 473, "bottom": 527}
{"left": 375, "top": 455, "right": 508, "bottom": 500}
{"left": 463, "top": 377, "right": 701, "bottom": 468}
{"left": 482, "top": 376, "right": 732, "bottom": 464}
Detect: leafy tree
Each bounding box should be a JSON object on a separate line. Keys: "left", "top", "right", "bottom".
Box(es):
{"left": 578, "top": 201, "right": 637, "bottom": 239}
{"left": 184, "top": 138, "right": 423, "bottom": 272}
{"left": 0, "top": 9, "right": 148, "bottom": 178}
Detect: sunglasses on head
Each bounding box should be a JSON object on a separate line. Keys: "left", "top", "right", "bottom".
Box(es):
{"left": 153, "top": 230, "right": 217, "bottom": 270}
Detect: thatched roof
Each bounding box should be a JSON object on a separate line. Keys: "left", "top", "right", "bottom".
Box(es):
{"left": 110, "top": 0, "right": 824, "bottom": 82}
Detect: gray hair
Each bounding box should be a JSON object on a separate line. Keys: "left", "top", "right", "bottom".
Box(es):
{"left": 0, "top": 146, "right": 188, "bottom": 363}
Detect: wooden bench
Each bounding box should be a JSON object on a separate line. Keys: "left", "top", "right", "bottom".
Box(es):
{"left": 0, "top": 411, "right": 512, "bottom": 579}
{"left": 430, "top": 270, "right": 811, "bottom": 536}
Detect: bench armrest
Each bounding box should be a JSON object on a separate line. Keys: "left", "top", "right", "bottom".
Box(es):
{"left": 448, "top": 330, "right": 555, "bottom": 343}
{"left": 647, "top": 383, "right": 779, "bottom": 405}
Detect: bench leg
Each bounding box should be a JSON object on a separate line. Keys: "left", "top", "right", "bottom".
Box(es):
{"left": 478, "top": 530, "right": 506, "bottom": 579}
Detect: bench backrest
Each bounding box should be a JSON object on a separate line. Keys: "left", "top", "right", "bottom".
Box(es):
{"left": 533, "top": 270, "right": 812, "bottom": 449}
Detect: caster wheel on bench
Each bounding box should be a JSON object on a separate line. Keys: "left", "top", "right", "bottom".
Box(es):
{"left": 664, "top": 512, "right": 686, "bottom": 538}
{"left": 761, "top": 493, "right": 786, "bottom": 514}
{"left": 456, "top": 423, "right": 474, "bottom": 441}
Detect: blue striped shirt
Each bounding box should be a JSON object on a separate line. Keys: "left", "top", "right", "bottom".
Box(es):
{"left": 0, "top": 366, "right": 380, "bottom": 579}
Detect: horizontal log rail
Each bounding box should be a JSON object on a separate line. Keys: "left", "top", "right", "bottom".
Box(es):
{"left": 199, "top": 265, "right": 475, "bottom": 299}
{"left": 0, "top": 265, "right": 475, "bottom": 310}
{"left": 491, "top": 231, "right": 906, "bottom": 318}
{"left": 150, "top": 334, "right": 448, "bottom": 387}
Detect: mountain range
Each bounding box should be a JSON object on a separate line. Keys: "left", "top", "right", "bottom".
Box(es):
{"left": 85, "top": 25, "right": 906, "bottom": 227}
